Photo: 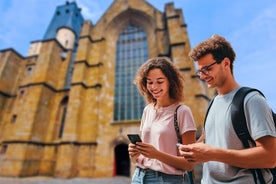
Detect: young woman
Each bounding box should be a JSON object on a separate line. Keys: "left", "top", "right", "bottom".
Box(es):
{"left": 128, "top": 57, "right": 197, "bottom": 184}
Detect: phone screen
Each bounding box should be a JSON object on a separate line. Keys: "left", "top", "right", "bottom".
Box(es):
{"left": 127, "top": 134, "right": 142, "bottom": 144}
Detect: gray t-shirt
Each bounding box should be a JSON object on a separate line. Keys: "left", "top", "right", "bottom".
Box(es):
{"left": 202, "top": 87, "right": 276, "bottom": 184}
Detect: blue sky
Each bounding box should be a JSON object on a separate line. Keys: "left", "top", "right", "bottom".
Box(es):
{"left": 0, "top": 0, "right": 275, "bottom": 110}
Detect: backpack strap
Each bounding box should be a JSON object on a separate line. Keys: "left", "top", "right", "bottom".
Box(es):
{"left": 174, "top": 105, "right": 182, "bottom": 143}
{"left": 203, "top": 98, "right": 214, "bottom": 129}
{"left": 231, "top": 87, "right": 266, "bottom": 184}
{"left": 231, "top": 87, "right": 257, "bottom": 146}
{"left": 174, "top": 105, "right": 195, "bottom": 184}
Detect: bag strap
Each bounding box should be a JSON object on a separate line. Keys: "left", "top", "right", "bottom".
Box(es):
{"left": 231, "top": 87, "right": 265, "bottom": 145}
{"left": 174, "top": 105, "right": 182, "bottom": 143}
{"left": 174, "top": 105, "right": 195, "bottom": 184}
{"left": 231, "top": 87, "right": 266, "bottom": 184}
{"left": 203, "top": 98, "right": 214, "bottom": 129}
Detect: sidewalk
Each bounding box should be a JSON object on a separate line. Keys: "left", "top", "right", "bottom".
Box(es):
{"left": 0, "top": 164, "right": 202, "bottom": 184}
{"left": 0, "top": 176, "right": 131, "bottom": 184}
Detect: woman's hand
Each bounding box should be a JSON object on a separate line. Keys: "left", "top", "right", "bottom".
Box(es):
{"left": 128, "top": 143, "right": 141, "bottom": 161}
{"left": 135, "top": 142, "right": 159, "bottom": 159}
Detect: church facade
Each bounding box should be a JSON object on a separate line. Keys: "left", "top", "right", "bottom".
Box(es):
{"left": 0, "top": 0, "right": 213, "bottom": 178}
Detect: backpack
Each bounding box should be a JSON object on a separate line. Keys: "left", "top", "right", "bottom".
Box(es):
{"left": 204, "top": 87, "right": 276, "bottom": 184}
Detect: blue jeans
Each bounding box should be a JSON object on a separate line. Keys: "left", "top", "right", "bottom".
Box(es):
{"left": 131, "top": 167, "right": 190, "bottom": 184}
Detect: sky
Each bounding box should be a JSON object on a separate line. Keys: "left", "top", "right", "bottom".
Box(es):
{"left": 0, "top": 0, "right": 275, "bottom": 110}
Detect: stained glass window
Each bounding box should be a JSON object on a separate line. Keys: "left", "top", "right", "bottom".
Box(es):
{"left": 114, "top": 24, "right": 148, "bottom": 121}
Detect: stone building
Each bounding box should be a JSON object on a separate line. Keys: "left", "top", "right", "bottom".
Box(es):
{"left": 0, "top": 0, "right": 214, "bottom": 179}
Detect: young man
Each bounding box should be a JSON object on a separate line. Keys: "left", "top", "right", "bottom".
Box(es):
{"left": 178, "top": 34, "right": 276, "bottom": 183}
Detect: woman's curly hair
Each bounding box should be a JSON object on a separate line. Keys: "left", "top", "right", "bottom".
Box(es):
{"left": 134, "top": 57, "right": 185, "bottom": 104}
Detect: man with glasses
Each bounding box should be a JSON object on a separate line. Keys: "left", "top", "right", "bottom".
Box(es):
{"left": 178, "top": 34, "right": 276, "bottom": 183}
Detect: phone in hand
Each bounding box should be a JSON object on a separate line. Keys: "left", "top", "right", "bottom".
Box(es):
{"left": 127, "top": 134, "right": 142, "bottom": 144}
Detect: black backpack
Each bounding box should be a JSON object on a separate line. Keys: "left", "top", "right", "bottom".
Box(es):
{"left": 205, "top": 87, "right": 276, "bottom": 184}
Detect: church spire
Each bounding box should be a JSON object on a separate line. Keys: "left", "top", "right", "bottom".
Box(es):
{"left": 43, "top": 1, "right": 84, "bottom": 50}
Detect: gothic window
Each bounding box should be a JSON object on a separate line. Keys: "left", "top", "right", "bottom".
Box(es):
{"left": 114, "top": 24, "right": 148, "bottom": 121}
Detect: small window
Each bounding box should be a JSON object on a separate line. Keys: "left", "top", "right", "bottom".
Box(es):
{"left": 61, "top": 51, "right": 67, "bottom": 60}
{"left": 20, "top": 90, "right": 25, "bottom": 96}
{"left": 54, "top": 147, "right": 58, "bottom": 154}
{"left": 11, "top": 115, "right": 17, "bottom": 123}
{"left": 26, "top": 66, "right": 33, "bottom": 74}
{"left": 0, "top": 145, "right": 7, "bottom": 154}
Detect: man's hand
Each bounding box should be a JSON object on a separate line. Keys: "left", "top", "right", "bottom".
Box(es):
{"left": 178, "top": 142, "right": 213, "bottom": 163}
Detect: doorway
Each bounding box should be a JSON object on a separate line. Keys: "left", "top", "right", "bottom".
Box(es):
{"left": 114, "top": 144, "right": 130, "bottom": 176}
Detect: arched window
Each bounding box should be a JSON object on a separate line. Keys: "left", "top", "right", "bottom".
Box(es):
{"left": 54, "top": 96, "right": 68, "bottom": 139}
{"left": 114, "top": 24, "right": 148, "bottom": 121}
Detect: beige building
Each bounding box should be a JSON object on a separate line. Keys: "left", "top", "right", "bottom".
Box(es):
{"left": 0, "top": 0, "right": 214, "bottom": 179}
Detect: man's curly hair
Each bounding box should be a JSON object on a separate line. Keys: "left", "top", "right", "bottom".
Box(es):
{"left": 189, "top": 34, "right": 236, "bottom": 73}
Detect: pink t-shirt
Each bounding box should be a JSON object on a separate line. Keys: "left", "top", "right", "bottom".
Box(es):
{"left": 136, "top": 103, "right": 196, "bottom": 175}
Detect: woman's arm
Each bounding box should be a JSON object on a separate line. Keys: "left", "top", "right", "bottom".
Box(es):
{"left": 135, "top": 130, "right": 196, "bottom": 171}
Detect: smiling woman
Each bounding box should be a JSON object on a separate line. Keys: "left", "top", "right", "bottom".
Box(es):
{"left": 128, "top": 57, "right": 197, "bottom": 184}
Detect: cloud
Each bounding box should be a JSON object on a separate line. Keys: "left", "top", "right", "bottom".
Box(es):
{"left": 76, "top": 0, "right": 113, "bottom": 23}
{"left": 229, "top": 2, "right": 276, "bottom": 109}
{"left": 231, "top": 3, "right": 276, "bottom": 54}
{"left": 0, "top": 0, "right": 57, "bottom": 55}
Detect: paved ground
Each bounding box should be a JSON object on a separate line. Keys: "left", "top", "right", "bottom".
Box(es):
{"left": 0, "top": 164, "right": 202, "bottom": 184}
{"left": 0, "top": 176, "right": 131, "bottom": 184}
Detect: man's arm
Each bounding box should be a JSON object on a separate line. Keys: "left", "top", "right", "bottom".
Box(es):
{"left": 179, "top": 135, "right": 276, "bottom": 169}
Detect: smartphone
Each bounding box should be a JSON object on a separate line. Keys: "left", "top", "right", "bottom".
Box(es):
{"left": 127, "top": 134, "right": 142, "bottom": 144}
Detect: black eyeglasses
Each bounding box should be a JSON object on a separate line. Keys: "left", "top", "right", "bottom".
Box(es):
{"left": 196, "top": 61, "right": 218, "bottom": 76}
